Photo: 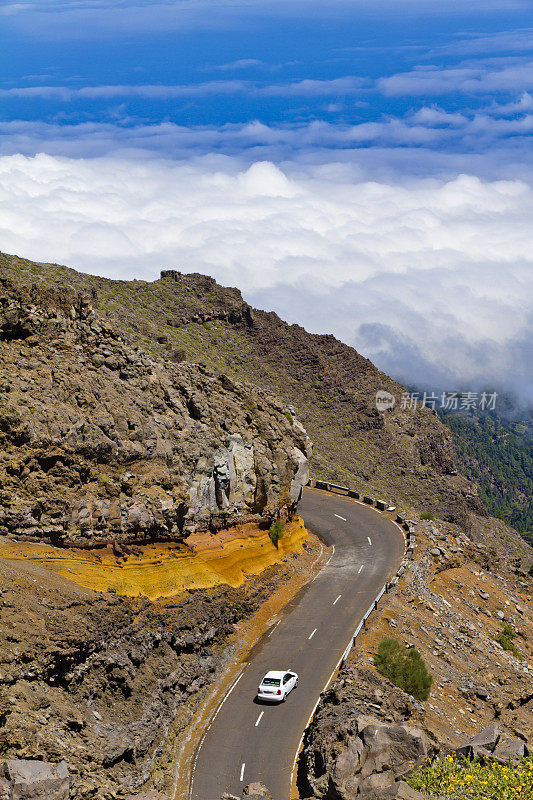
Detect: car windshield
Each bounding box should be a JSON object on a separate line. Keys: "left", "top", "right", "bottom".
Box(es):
{"left": 262, "top": 678, "right": 280, "bottom": 686}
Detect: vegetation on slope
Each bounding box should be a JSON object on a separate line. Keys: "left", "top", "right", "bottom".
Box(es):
{"left": 407, "top": 753, "right": 533, "bottom": 800}
{"left": 374, "top": 637, "right": 432, "bottom": 701}
{"left": 439, "top": 409, "right": 533, "bottom": 547}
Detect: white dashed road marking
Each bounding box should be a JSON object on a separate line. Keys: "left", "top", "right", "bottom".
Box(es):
{"left": 255, "top": 712, "right": 264, "bottom": 727}
{"left": 333, "top": 594, "right": 341, "bottom": 605}
{"left": 358, "top": 564, "right": 364, "bottom": 573}
{"left": 308, "top": 628, "right": 317, "bottom": 640}
{"left": 367, "top": 536, "right": 372, "bottom": 545}
{"left": 334, "top": 514, "right": 346, "bottom": 521}
{"left": 240, "top": 763, "right": 245, "bottom": 782}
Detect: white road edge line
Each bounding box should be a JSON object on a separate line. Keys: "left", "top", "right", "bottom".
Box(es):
{"left": 255, "top": 712, "right": 264, "bottom": 727}
{"left": 367, "top": 536, "right": 372, "bottom": 545}
{"left": 334, "top": 513, "right": 346, "bottom": 521}
{"left": 324, "top": 545, "right": 335, "bottom": 566}
{"left": 268, "top": 620, "right": 281, "bottom": 637}
{"left": 308, "top": 628, "right": 317, "bottom": 640}
{"left": 358, "top": 564, "right": 364, "bottom": 574}
{"left": 333, "top": 594, "right": 341, "bottom": 605}
{"left": 309, "top": 539, "right": 326, "bottom": 583}
{"left": 240, "top": 763, "right": 245, "bottom": 782}
{"left": 188, "top": 667, "right": 247, "bottom": 800}
{"left": 289, "top": 485, "right": 408, "bottom": 796}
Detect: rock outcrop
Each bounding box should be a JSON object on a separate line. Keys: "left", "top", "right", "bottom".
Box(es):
{"left": 300, "top": 669, "right": 437, "bottom": 800}
{"left": 454, "top": 723, "right": 530, "bottom": 763}
{"left": 0, "top": 760, "right": 70, "bottom": 800}
{"left": 0, "top": 278, "right": 311, "bottom": 546}
{"left": 221, "top": 783, "right": 272, "bottom": 800}
{"left": 0, "top": 252, "right": 493, "bottom": 533}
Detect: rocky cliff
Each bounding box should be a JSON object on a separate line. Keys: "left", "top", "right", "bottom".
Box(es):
{"left": 0, "top": 252, "right": 484, "bottom": 530}
{"left": 0, "top": 252, "right": 531, "bottom": 800}
{"left": 0, "top": 551, "right": 309, "bottom": 799}
{"left": 0, "top": 277, "right": 311, "bottom": 546}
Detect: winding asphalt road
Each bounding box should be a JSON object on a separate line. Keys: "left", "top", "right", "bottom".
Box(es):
{"left": 189, "top": 486, "right": 405, "bottom": 800}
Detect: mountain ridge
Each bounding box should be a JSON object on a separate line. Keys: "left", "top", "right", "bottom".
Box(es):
{"left": 0, "top": 250, "right": 531, "bottom": 800}
{"left": 1, "top": 252, "right": 488, "bottom": 530}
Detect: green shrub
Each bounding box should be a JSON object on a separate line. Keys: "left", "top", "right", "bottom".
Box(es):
{"left": 420, "top": 511, "right": 434, "bottom": 521}
{"left": 90, "top": 470, "right": 109, "bottom": 485}
{"left": 268, "top": 519, "right": 284, "bottom": 548}
{"left": 374, "top": 638, "right": 432, "bottom": 701}
{"left": 496, "top": 622, "right": 520, "bottom": 658}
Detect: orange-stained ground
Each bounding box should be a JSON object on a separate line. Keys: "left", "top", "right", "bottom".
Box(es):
{"left": 0, "top": 518, "right": 309, "bottom": 600}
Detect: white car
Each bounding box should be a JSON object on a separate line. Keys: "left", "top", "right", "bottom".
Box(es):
{"left": 257, "top": 670, "right": 298, "bottom": 702}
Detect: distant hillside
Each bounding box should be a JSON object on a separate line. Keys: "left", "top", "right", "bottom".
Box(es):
{"left": 2, "top": 250, "right": 530, "bottom": 565}
{"left": 438, "top": 407, "right": 532, "bottom": 547}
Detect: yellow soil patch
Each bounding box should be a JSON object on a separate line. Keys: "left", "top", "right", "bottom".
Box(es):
{"left": 0, "top": 518, "right": 309, "bottom": 600}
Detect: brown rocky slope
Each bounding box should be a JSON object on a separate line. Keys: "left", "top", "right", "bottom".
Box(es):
{"left": 0, "top": 549, "right": 320, "bottom": 799}
{"left": 1, "top": 251, "right": 489, "bottom": 532}
{"left": 0, "top": 275, "right": 310, "bottom": 546}
{"left": 1, "top": 252, "right": 531, "bottom": 800}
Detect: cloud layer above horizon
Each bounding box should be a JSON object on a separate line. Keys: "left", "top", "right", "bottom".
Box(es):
{"left": 1, "top": 1, "right": 532, "bottom": 403}
{"left": 1, "top": 153, "right": 531, "bottom": 402}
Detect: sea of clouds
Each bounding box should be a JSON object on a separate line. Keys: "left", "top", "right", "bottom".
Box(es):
{"left": 1, "top": 152, "right": 531, "bottom": 403}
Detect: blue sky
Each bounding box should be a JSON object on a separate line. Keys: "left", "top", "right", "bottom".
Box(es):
{"left": 1, "top": 0, "right": 532, "bottom": 173}
{"left": 1, "top": 1, "right": 532, "bottom": 402}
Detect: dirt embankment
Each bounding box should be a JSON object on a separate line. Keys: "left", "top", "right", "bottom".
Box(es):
{"left": 0, "top": 517, "right": 308, "bottom": 599}
{"left": 0, "top": 519, "right": 324, "bottom": 799}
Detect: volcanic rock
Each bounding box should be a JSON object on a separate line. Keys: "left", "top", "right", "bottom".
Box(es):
{"left": 0, "top": 278, "right": 311, "bottom": 546}
{"left": 1, "top": 759, "right": 70, "bottom": 800}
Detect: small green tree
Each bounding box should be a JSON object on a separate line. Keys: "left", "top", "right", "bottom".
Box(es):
{"left": 375, "top": 638, "right": 432, "bottom": 701}
{"left": 496, "top": 622, "right": 520, "bottom": 658}
{"left": 374, "top": 638, "right": 405, "bottom": 686}
{"left": 402, "top": 648, "right": 433, "bottom": 700}
{"left": 268, "top": 519, "right": 284, "bottom": 548}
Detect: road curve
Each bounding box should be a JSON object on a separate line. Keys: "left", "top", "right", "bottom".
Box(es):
{"left": 190, "top": 486, "right": 405, "bottom": 800}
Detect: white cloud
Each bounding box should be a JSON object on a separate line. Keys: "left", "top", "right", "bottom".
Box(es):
{"left": 260, "top": 76, "right": 367, "bottom": 96}
{"left": 3, "top": 0, "right": 530, "bottom": 41}
{"left": 489, "top": 90, "right": 533, "bottom": 115}
{"left": 425, "top": 28, "right": 533, "bottom": 58}
{"left": 0, "top": 76, "right": 367, "bottom": 100}
{"left": 211, "top": 58, "right": 264, "bottom": 71}
{"left": 0, "top": 82, "right": 249, "bottom": 100}
{"left": 0, "top": 153, "right": 531, "bottom": 402}
{"left": 1, "top": 114, "right": 531, "bottom": 184}
{"left": 378, "top": 59, "right": 533, "bottom": 96}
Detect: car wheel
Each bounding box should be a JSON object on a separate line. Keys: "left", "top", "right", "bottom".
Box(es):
{"left": 282, "top": 692, "right": 286, "bottom": 702}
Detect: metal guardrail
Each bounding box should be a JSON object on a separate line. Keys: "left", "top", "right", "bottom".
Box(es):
{"left": 341, "top": 581, "right": 389, "bottom": 663}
